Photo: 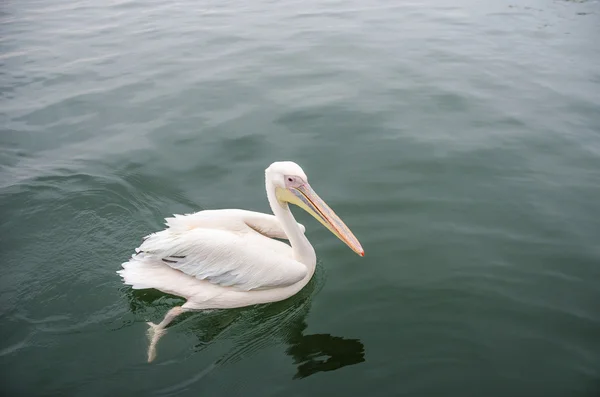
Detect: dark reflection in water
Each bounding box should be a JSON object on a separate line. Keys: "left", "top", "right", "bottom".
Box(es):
{"left": 286, "top": 325, "right": 365, "bottom": 379}
{"left": 123, "top": 267, "right": 365, "bottom": 382}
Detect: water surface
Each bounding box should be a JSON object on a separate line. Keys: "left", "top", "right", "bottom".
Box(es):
{"left": 1, "top": 0, "right": 600, "bottom": 396}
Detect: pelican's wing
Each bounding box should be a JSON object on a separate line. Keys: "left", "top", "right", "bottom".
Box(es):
{"left": 163, "top": 209, "right": 305, "bottom": 240}
{"left": 240, "top": 211, "right": 305, "bottom": 239}
{"left": 136, "top": 225, "right": 307, "bottom": 291}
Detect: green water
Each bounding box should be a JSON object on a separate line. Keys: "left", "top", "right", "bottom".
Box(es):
{"left": 1, "top": 0, "right": 600, "bottom": 396}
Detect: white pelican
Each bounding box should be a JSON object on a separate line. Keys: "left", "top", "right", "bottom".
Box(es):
{"left": 118, "top": 161, "right": 364, "bottom": 361}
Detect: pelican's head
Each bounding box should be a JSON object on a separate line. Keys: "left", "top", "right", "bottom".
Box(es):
{"left": 266, "top": 161, "right": 364, "bottom": 256}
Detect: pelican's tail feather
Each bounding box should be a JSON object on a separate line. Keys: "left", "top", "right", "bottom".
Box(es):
{"left": 117, "top": 254, "right": 202, "bottom": 299}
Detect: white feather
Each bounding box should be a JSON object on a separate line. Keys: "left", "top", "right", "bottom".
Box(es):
{"left": 138, "top": 226, "right": 306, "bottom": 291}
{"left": 121, "top": 209, "right": 307, "bottom": 293}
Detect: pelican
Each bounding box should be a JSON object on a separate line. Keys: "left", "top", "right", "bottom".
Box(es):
{"left": 117, "top": 161, "right": 364, "bottom": 361}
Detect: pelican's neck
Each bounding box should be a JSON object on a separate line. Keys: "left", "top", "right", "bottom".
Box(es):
{"left": 266, "top": 177, "right": 315, "bottom": 266}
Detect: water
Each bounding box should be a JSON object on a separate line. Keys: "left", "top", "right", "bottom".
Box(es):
{"left": 1, "top": 0, "right": 600, "bottom": 395}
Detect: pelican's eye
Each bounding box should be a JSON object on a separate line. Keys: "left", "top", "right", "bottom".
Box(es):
{"left": 284, "top": 175, "right": 304, "bottom": 188}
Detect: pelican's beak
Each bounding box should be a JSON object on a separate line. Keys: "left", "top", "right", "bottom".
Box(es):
{"left": 277, "top": 183, "right": 364, "bottom": 256}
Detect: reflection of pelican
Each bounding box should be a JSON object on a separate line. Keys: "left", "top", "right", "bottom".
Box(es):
{"left": 122, "top": 270, "right": 365, "bottom": 388}
{"left": 117, "top": 161, "right": 364, "bottom": 361}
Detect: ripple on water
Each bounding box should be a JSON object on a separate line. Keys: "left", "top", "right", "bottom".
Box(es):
{"left": 0, "top": 167, "right": 181, "bottom": 318}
